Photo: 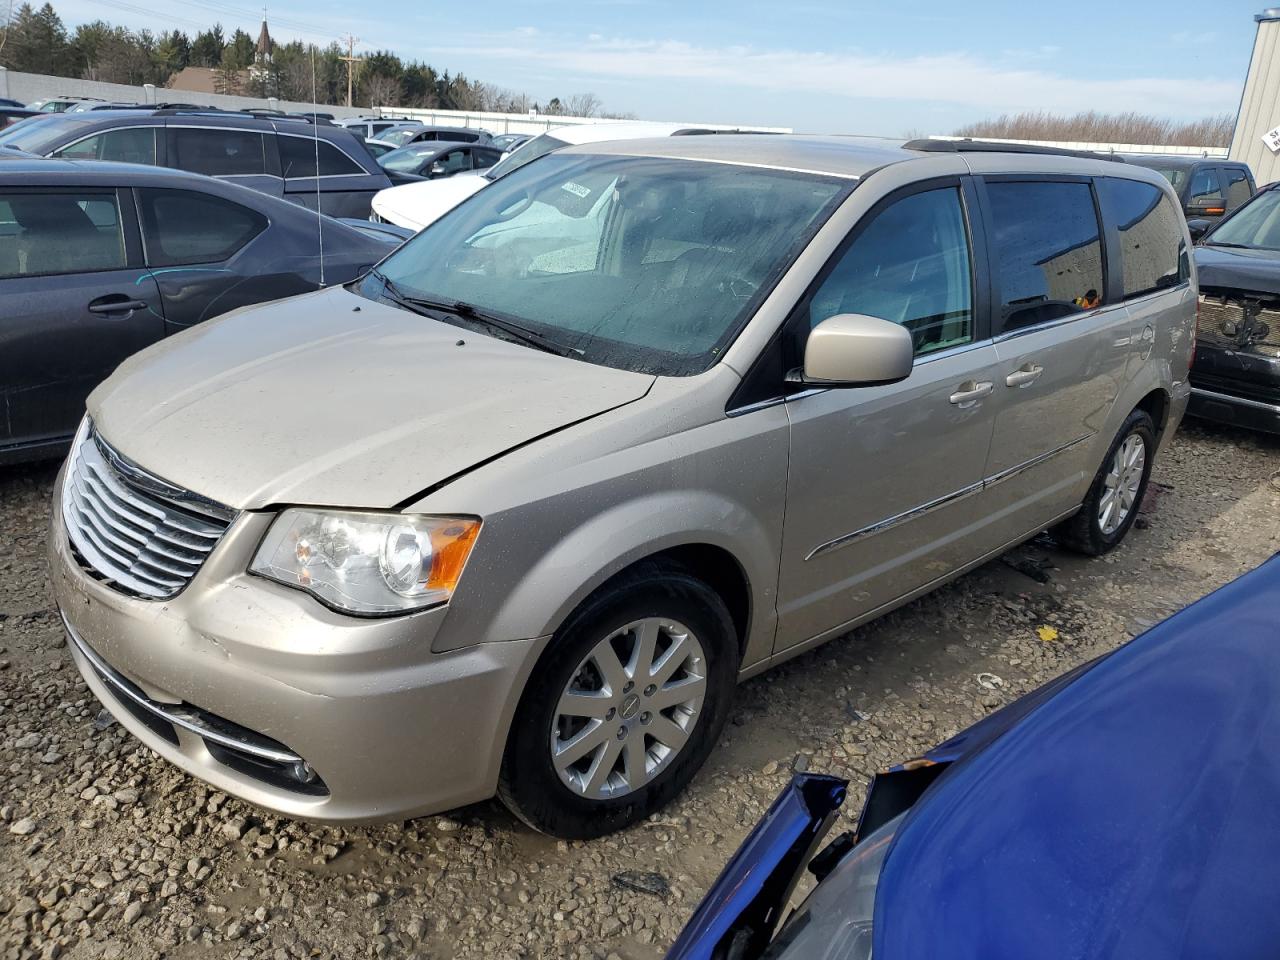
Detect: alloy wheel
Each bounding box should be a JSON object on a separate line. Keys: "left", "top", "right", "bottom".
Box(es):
{"left": 1098, "top": 434, "right": 1146, "bottom": 536}
{"left": 551, "top": 617, "right": 707, "bottom": 799}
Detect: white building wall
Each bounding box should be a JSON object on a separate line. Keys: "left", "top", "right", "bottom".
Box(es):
{"left": 1230, "top": 11, "right": 1280, "bottom": 183}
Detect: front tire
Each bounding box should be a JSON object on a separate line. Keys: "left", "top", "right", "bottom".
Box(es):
{"left": 498, "top": 563, "right": 737, "bottom": 839}
{"left": 1054, "top": 409, "right": 1155, "bottom": 556}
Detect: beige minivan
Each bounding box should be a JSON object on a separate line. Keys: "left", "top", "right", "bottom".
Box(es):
{"left": 50, "top": 136, "right": 1195, "bottom": 838}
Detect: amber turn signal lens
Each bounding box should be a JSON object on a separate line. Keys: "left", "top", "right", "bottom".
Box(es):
{"left": 428, "top": 520, "right": 481, "bottom": 592}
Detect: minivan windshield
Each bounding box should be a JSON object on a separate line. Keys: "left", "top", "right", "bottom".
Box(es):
{"left": 1205, "top": 188, "right": 1280, "bottom": 250}
{"left": 363, "top": 152, "right": 849, "bottom": 375}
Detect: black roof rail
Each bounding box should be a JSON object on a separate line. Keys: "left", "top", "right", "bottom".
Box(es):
{"left": 903, "top": 138, "right": 1127, "bottom": 163}
{"left": 671, "top": 128, "right": 783, "bottom": 136}
{"left": 148, "top": 106, "right": 334, "bottom": 126}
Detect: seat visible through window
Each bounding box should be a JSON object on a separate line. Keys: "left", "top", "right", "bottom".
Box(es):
{"left": 0, "top": 193, "right": 125, "bottom": 278}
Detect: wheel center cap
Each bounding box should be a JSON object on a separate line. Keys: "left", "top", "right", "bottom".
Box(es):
{"left": 619, "top": 693, "right": 641, "bottom": 720}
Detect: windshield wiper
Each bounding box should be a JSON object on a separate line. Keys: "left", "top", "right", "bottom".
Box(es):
{"left": 370, "top": 270, "right": 584, "bottom": 359}
{"left": 1205, "top": 241, "right": 1252, "bottom": 249}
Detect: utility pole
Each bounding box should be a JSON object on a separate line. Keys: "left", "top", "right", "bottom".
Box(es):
{"left": 338, "top": 34, "right": 362, "bottom": 107}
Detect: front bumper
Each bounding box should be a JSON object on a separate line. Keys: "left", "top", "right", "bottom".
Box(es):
{"left": 1188, "top": 384, "right": 1280, "bottom": 435}
{"left": 49, "top": 469, "right": 548, "bottom": 824}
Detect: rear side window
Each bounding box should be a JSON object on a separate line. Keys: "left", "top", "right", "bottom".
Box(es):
{"left": 137, "top": 189, "right": 266, "bottom": 266}
{"left": 1223, "top": 168, "right": 1252, "bottom": 211}
{"left": 809, "top": 187, "right": 973, "bottom": 356}
{"left": 170, "top": 128, "right": 267, "bottom": 177}
{"left": 53, "top": 127, "right": 157, "bottom": 164}
{"left": 437, "top": 148, "right": 471, "bottom": 175}
{"left": 1099, "top": 178, "right": 1188, "bottom": 299}
{"left": 278, "top": 136, "right": 364, "bottom": 178}
{"left": 0, "top": 191, "right": 125, "bottom": 278}
{"left": 986, "top": 180, "right": 1105, "bottom": 332}
{"left": 473, "top": 147, "right": 502, "bottom": 170}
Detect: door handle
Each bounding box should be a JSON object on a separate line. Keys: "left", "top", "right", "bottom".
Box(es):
{"left": 88, "top": 296, "right": 148, "bottom": 316}
{"left": 1005, "top": 364, "right": 1045, "bottom": 388}
{"left": 949, "top": 380, "right": 994, "bottom": 407}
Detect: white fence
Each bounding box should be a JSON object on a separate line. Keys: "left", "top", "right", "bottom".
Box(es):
{"left": 926, "top": 135, "right": 1228, "bottom": 158}
{"left": 0, "top": 67, "right": 790, "bottom": 135}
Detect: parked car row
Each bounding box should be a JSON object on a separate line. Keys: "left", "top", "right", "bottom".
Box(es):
{"left": 0, "top": 155, "right": 404, "bottom": 464}
{"left": 2, "top": 96, "right": 1273, "bottom": 955}
{"left": 0, "top": 106, "right": 402, "bottom": 218}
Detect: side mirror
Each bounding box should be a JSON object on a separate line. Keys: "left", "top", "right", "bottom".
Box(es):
{"left": 1186, "top": 218, "right": 1212, "bottom": 242}
{"left": 429, "top": 162, "right": 447, "bottom": 177}
{"left": 1185, "top": 202, "right": 1225, "bottom": 218}
{"left": 793, "top": 313, "right": 914, "bottom": 387}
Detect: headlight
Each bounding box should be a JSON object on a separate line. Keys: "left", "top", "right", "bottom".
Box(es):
{"left": 762, "top": 813, "right": 903, "bottom": 960}
{"left": 250, "top": 509, "right": 480, "bottom": 615}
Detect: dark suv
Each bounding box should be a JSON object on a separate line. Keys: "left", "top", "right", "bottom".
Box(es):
{"left": 1123, "top": 155, "right": 1255, "bottom": 223}
{"left": 0, "top": 108, "right": 395, "bottom": 218}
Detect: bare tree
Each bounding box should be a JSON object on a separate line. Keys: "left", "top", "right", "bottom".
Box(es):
{"left": 562, "top": 92, "right": 602, "bottom": 118}
{"left": 363, "top": 71, "right": 402, "bottom": 109}
{"left": 277, "top": 56, "right": 314, "bottom": 102}
{"left": 955, "top": 110, "right": 1236, "bottom": 148}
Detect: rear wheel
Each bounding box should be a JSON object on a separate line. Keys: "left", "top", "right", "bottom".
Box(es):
{"left": 1054, "top": 409, "right": 1155, "bottom": 556}
{"left": 498, "top": 563, "right": 736, "bottom": 838}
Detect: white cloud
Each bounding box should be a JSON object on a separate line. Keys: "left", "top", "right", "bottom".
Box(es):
{"left": 423, "top": 30, "right": 1239, "bottom": 119}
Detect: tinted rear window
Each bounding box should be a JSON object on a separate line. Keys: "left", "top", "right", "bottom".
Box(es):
{"left": 986, "top": 180, "right": 1105, "bottom": 332}
{"left": 1099, "top": 178, "right": 1187, "bottom": 299}
{"left": 138, "top": 188, "right": 266, "bottom": 266}
{"left": 278, "top": 135, "right": 365, "bottom": 177}
{"left": 170, "top": 128, "right": 267, "bottom": 177}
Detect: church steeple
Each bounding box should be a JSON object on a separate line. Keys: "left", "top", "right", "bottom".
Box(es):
{"left": 255, "top": 12, "right": 273, "bottom": 65}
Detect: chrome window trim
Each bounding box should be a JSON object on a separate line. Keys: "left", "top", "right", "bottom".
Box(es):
{"left": 48, "top": 125, "right": 159, "bottom": 162}
{"left": 993, "top": 305, "right": 1116, "bottom": 344}
{"left": 805, "top": 433, "right": 1093, "bottom": 561}
{"left": 64, "top": 616, "right": 302, "bottom": 765}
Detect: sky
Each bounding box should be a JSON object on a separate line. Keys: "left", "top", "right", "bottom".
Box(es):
{"left": 53, "top": 0, "right": 1268, "bottom": 134}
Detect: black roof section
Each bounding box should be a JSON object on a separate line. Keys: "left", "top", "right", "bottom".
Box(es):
{"left": 904, "top": 138, "right": 1128, "bottom": 163}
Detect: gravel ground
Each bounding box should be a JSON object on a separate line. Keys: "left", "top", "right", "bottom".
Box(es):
{"left": 2, "top": 420, "right": 1278, "bottom": 960}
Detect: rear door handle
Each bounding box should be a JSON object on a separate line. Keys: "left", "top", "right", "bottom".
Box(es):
{"left": 88, "top": 296, "right": 148, "bottom": 316}
{"left": 1005, "top": 364, "right": 1045, "bottom": 388}
{"left": 949, "top": 380, "right": 994, "bottom": 407}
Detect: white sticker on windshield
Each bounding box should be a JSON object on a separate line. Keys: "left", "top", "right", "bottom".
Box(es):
{"left": 561, "top": 181, "right": 592, "bottom": 199}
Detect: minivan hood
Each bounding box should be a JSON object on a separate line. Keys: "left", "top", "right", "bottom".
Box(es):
{"left": 370, "top": 175, "right": 489, "bottom": 231}
{"left": 89, "top": 286, "right": 653, "bottom": 510}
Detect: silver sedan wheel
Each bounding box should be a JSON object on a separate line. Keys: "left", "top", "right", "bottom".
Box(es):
{"left": 551, "top": 617, "right": 707, "bottom": 800}
{"left": 1098, "top": 434, "right": 1146, "bottom": 536}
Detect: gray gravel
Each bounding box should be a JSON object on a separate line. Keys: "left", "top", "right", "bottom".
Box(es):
{"left": 2, "top": 420, "right": 1278, "bottom": 959}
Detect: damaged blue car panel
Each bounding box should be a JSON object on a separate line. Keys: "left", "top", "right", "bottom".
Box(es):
{"left": 669, "top": 553, "right": 1280, "bottom": 960}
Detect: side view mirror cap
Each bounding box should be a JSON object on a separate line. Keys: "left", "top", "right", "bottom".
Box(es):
{"left": 1186, "top": 218, "right": 1212, "bottom": 242}
{"left": 796, "top": 313, "right": 914, "bottom": 387}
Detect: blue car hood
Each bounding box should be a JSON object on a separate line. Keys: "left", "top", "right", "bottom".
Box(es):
{"left": 875, "top": 553, "right": 1280, "bottom": 960}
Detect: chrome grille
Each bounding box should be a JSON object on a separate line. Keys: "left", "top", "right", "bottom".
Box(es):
{"left": 62, "top": 422, "right": 235, "bottom": 599}
{"left": 1198, "top": 294, "right": 1280, "bottom": 354}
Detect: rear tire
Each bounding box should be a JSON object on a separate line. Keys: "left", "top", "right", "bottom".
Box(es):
{"left": 498, "top": 562, "right": 737, "bottom": 839}
{"left": 1054, "top": 409, "right": 1155, "bottom": 556}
